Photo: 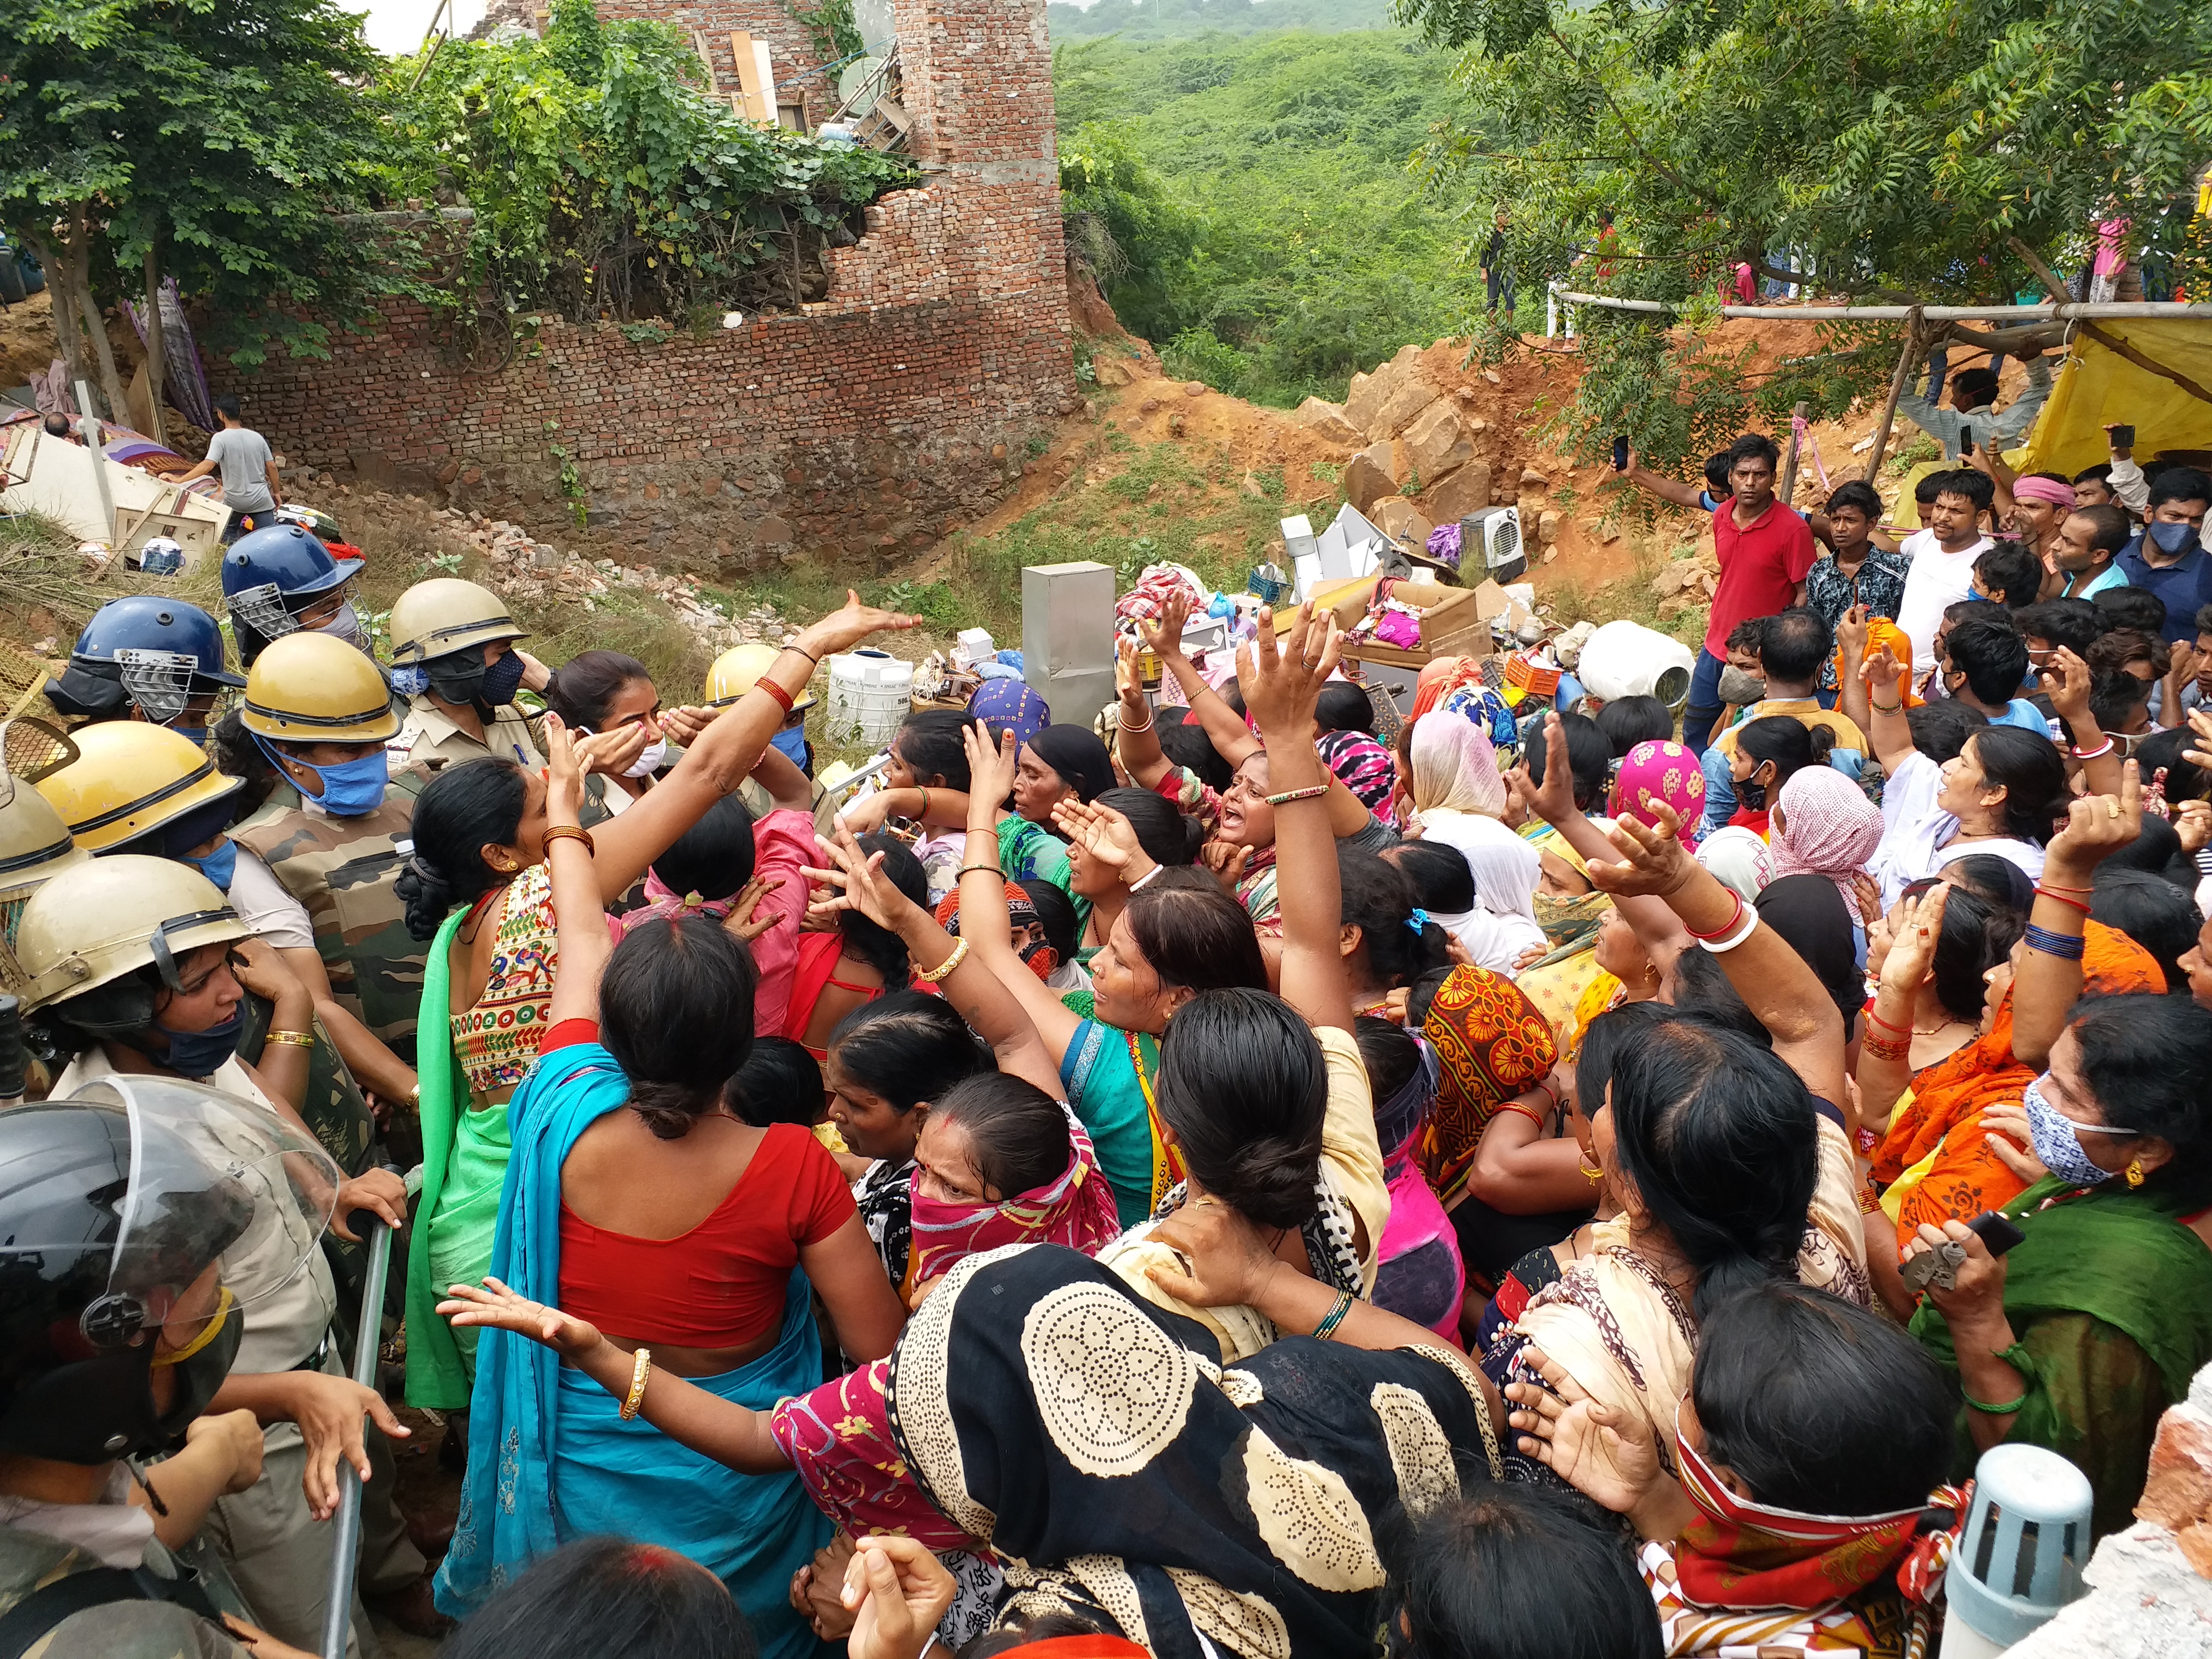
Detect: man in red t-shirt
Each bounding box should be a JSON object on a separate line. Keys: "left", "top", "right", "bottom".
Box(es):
{"left": 1696, "top": 433, "right": 1816, "bottom": 753}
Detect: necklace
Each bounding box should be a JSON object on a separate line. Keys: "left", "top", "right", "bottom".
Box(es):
{"left": 1913, "top": 1018, "right": 1961, "bottom": 1036}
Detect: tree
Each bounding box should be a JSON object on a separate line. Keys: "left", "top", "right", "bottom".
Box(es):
{"left": 1395, "top": 0, "right": 2212, "bottom": 467}
{"left": 0, "top": 0, "right": 394, "bottom": 426}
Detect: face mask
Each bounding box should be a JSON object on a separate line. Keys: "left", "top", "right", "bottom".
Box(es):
{"left": 2021, "top": 1074, "right": 2121, "bottom": 1187}
{"left": 2149, "top": 519, "right": 2200, "bottom": 557}
{"left": 479, "top": 648, "right": 527, "bottom": 708}
{"left": 151, "top": 1010, "right": 245, "bottom": 1079}
{"left": 624, "top": 736, "right": 669, "bottom": 779}
{"left": 183, "top": 839, "right": 239, "bottom": 892}
{"left": 1717, "top": 666, "right": 1767, "bottom": 705}
{"left": 1736, "top": 767, "right": 1771, "bottom": 812}
{"left": 169, "top": 724, "right": 208, "bottom": 749}
{"left": 151, "top": 1293, "right": 244, "bottom": 1444}
{"left": 317, "top": 600, "right": 374, "bottom": 656}
{"left": 290, "top": 746, "right": 390, "bottom": 816}
{"left": 770, "top": 725, "right": 811, "bottom": 769}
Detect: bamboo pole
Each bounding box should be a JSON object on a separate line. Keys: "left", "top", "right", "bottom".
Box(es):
{"left": 1863, "top": 316, "right": 1922, "bottom": 484}
{"left": 1780, "top": 399, "right": 1808, "bottom": 505}
{"left": 1552, "top": 290, "right": 2212, "bottom": 322}
{"left": 141, "top": 246, "right": 168, "bottom": 447}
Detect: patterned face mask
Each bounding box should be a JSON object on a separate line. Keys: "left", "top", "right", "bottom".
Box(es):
{"left": 2021, "top": 1073, "right": 2130, "bottom": 1186}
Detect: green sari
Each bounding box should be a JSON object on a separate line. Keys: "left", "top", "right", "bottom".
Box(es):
{"left": 1911, "top": 1175, "right": 2212, "bottom": 1539}
{"left": 403, "top": 906, "right": 506, "bottom": 1410}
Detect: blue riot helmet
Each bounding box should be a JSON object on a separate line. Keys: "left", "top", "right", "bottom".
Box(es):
{"left": 220, "top": 523, "right": 366, "bottom": 666}
{"left": 44, "top": 597, "right": 245, "bottom": 733}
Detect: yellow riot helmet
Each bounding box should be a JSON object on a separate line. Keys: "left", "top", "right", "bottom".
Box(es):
{"left": 13, "top": 854, "right": 247, "bottom": 1013}
{"left": 240, "top": 632, "right": 402, "bottom": 745}
{"left": 388, "top": 578, "right": 525, "bottom": 669}
{"left": 0, "top": 770, "right": 89, "bottom": 995}
{"left": 704, "top": 642, "right": 817, "bottom": 712}
{"left": 34, "top": 722, "right": 245, "bottom": 854}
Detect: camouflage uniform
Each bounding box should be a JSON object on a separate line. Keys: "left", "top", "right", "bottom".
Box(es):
{"left": 228, "top": 778, "right": 428, "bottom": 1055}
{"left": 388, "top": 695, "right": 542, "bottom": 787}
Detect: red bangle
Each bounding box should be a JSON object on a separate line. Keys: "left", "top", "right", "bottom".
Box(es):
{"left": 2035, "top": 887, "right": 2091, "bottom": 914}
{"left": 1865, "top": 1008, "right": 1911, "bottom": 1035}
{"left": 757, "top": 677, "right": 795, "bottom": 714}
{"left": 1490, "top": 1101, "right": 1548, "bottom": 1131}
{"left": 1682, "top": 892, "right": 1747, "bottom": 941}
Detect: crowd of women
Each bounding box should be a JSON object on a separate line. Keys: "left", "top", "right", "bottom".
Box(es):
{"left": 4, "top": 512, "right": 2212, "bottom": 1659}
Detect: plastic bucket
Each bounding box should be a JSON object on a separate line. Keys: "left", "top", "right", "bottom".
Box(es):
{"left": 825, "top": 649, "right": 915, "bottom": 750}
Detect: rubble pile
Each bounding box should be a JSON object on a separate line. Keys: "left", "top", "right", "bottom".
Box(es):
{"left": 432, "top": 505, "right": 794, "bottom": 653}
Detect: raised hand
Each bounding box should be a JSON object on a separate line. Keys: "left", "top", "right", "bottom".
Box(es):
{"left": 1876, "top": 882, "right": 1949, "bottom": 998}
{"left": 542, "top": 709, "right": 585, "bottom": 804}
{"left": 438, "top": 1275, "right": 606, "bottom": 1357}
{"left": 1199, "top": 838, "right": 1253, "bottom": 892}
{"left": 1505, "top": 712, "right": 1578, "bottom": 828}
{"left": 2037, "top": 646, "right": 2096, "bottom": 729}
{"left": 1502, "top": 1344, "right": 1661, "bottom": 1516}
{"left": 1236, "top": 602, "right": 1342, "bottom": 744}
{"left": 803, "top": 823, "right": 917, "bottom": 934}
{"left": 1860, "top": 643, "right": 1906, "bottom": 701}
{"left": 1137, "top": 588, "right": 1192, "bottom": 659}
{"left": 1051, "top": 797, "right": 1143, "bottom": 876}
{"left": 1836, "top": 603, "right": 1870, "bottom": 671}
{"left": 961, "top": 721, "right": 1020, "bottom": 815}
{"left": 1584, "top": 799, "right": 1695, "bottom": 898}
{"left": 795, "top": 590, "right": 923, "bottom": 662}
{"left": 2043, "top": 759, "right": 2141, "bottom": 875}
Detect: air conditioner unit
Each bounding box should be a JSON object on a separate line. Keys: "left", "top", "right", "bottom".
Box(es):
{"left": 1461, "top": 507, "right": 1524, "bottom": 582}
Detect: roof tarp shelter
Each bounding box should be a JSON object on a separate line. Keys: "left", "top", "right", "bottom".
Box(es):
{"left": 2018, "top": 319, "right": 2212, "bottom": 476}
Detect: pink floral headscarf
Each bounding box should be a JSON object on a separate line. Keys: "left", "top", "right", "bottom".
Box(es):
{"left": 1767, "top": 765, "right": 1883, "bottom": 919}
{"left": 1611, "top": 740, "right": 1706, "bottom": 847}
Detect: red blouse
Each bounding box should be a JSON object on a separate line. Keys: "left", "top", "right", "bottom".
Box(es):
{"left": 557, "top": 1115, "right": 855, "bottom": 1347}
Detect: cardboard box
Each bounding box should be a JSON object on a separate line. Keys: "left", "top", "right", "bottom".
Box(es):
{"left": 1283, "top": 576, "right": 1492, "bottom": 667}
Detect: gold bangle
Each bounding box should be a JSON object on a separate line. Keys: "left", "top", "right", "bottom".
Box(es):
{"left": 264, "top": 1029, "right": 316, "bottom": 1048}
{"left": 542, "top": 824, "right": 595, "bottom": 854}
{"left": 620, "top": 1346, "right": 652, "bottom": 1419}
{"left": 914, "top": 936, "right": 970, "bottom": 984}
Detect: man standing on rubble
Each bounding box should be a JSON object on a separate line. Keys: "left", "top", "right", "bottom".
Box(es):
{"left": 179, "top": 394, "right": 282, "bottom": 538}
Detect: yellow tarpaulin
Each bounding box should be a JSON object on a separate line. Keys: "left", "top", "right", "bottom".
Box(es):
{"left": 2018, "top": 319, "right": 2212, "bottom": 479}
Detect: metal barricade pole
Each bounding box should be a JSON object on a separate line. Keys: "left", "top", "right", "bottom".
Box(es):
{"left": 319, "top": 1208, "right": 396, "bottom": 1659}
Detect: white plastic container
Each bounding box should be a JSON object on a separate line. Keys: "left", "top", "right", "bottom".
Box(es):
{"left": 1577, "top": 619, "right": 1698, "bottom": 709}
{"left": 825, "top": 649, "right": 915, "bottom": 749}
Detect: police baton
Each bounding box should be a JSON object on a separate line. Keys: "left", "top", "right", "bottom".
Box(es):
{"left": 319, "top": 1175, "right": 401, "bottom": 1659}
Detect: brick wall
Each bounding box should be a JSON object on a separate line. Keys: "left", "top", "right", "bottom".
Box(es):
{"left": 216, "top": 0, "right": 1074, "bottom": 577}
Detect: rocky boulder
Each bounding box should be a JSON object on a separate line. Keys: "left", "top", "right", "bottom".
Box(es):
{"left": 1402, "top": 398, "right": 1475, "bottom": 482}
{"left": 1421, "top": 460, "right": 1492, "bottom": 525}
{"left": 1292, "top": 397, "right": 1365, "bottom": 446}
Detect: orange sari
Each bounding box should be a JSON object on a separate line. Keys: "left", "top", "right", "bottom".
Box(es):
{"left": 1871, "top": 921, "right": 2160, "bottom": 1246}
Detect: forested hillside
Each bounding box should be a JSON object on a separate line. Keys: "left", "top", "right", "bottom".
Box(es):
{"left": 1053, "top": 29, "right": 1483, "bottom": 408}
{"left": 1048, "top": 0, "right": 1395, "bottom": 39}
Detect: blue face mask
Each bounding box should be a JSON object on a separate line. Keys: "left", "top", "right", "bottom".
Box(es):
{"left": 253, "top": 733, "right": 390, "bottom": 817}
{"left": 770, "top": 724, "right": 811, "bottom": 769}
{"left": 170, "top": 724, "right": 208, "bottom": 748}
{"left": 153, "top": 1010, "right": 244, "bottom": 1079}
{"left": 2022, "top": 1074, "right": 2121, "bottom": 1187}
{"left": 2148, "top": 519, "right": 2200, "bottom": 558}
{"left": 183, "top": 839, "right": 239, "bottom": 892}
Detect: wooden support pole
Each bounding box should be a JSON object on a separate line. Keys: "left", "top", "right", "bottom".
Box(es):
{"left": 1780, "top": 399, "right": 1808, "bottom": 505}
{"left": 1863, "top": 315, "right": 1922, "bottom": 484}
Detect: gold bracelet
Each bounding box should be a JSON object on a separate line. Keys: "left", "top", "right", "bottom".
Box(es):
{"left": 914, "top": 936, "right": 970, "bottom": 984}
{"left": 620, "top": 1346, "right": 652, "bottom": 1419}
{"left": 264, "top": 1029, "right": 316, "bottom": 1048}
{"left": 542, "top": 824, "right": 595, "bottom": 854}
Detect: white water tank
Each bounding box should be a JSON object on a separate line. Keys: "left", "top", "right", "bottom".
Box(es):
{"left": 824, "top": 649, "right": 914, "bottom": 750}
{"left": 1576, "top": 620, "right": 1697, "bottom": 709}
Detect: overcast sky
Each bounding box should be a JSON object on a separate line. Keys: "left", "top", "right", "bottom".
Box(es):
{"left": 353, "top": 0, "right": 488, "bottom": 57}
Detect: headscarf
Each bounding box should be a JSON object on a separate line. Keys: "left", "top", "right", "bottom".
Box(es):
{"left": 1695, "top": 824, "right": 1772, "bottom": 902}
{"left": 1408, "top": 710, "right": 1508, "bottom": 823}
{"left": 1525, "top": 828, "right": 1609, "bottom": 962}
{"left": 2012, "top": 475, "right": 2076, "bottom": 509}
{"left": 906, "top": 1107, "right": 1122, "bottom": 1285}
{"left": 1752, "top": 875, "right": 1863, "bottom": 1034}
{"left": 969, "top": 680, "right": 1050, "bottom": 752}
{"left": 1767, "top": 765, "right": 1882, "bottom": 920}
{"left": 1026, "top": 724, "right": 1116, "bottom": 804}
{"left": 936, "top": 880, "right": 1057, "bottom": 980}
{"left": 1417, "top": 965, "right": 1559, "bottom": 1202}
{"left": 1411, "top": 656, "right": 1520, "bottom": 757}
{"left": 1611, "top": 740, "right": 1706, "bottom": 846}
{"left": 1316, "top": 727, "right": 1396, "bottom": 810}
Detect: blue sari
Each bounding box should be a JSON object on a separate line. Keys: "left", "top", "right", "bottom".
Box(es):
{"left": 434, "top": 1041, "right": 830, "bottom": 1659}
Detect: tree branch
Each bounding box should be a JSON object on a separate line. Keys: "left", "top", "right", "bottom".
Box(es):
{"left": 1546, "top": 22, "right": 1722, "bottom": 212}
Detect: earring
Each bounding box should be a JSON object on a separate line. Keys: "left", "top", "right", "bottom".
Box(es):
{"left": 493, "top": 858, "right": 520, "bottom": 875}
{"left": 2126, "top": 1160, "right": 2145, "bottom": 1189}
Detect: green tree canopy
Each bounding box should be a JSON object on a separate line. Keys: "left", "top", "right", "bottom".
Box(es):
{"left": 1395, "top": 0, "right": 2212, "bottom": 467}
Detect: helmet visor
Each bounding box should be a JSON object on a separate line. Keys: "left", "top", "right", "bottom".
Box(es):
{"left": 0, "top": 1080, "right": 341, "bottom": 1352}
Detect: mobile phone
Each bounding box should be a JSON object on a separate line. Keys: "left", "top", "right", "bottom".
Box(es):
{"left": 1611, "top": 434, "right": 1630, "bottom": 472}
{"left": 2109, "top": 423, "right": 2136, "bottom": 450}
{"left": 1967, "top": 1210, "right": 2026, "bottom": 1256}
{"left": 1959, "top": 424, "right": 1975, "bottom": 455}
